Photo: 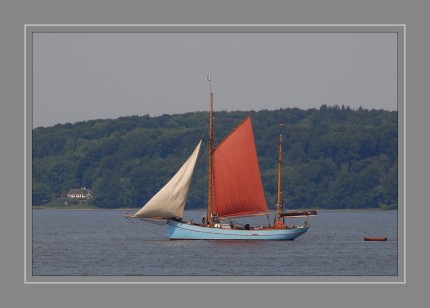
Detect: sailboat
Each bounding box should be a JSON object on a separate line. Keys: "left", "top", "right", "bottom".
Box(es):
{"left": 125, "top": 76, "right": 316, "bottom": 240}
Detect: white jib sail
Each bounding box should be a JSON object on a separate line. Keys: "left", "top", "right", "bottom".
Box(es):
{"left": 132, "top": 140, "right": 202, "bottom": 219}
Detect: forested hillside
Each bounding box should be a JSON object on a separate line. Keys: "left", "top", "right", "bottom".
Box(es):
{"left": 32, "top": 105, "right": 398, "bottom": 210}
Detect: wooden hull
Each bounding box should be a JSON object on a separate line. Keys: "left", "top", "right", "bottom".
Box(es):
{"left": 167, "top": 220, "right": 309, "bottom": 240}
{"left": 363, "top": 237, "right": 387, "bottom": 241}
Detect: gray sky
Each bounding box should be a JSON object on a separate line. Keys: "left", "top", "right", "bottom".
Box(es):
{"left": 33, "top": 32, "right": 397, "bottom": 128}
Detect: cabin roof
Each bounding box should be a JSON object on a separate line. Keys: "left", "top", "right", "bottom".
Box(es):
{"left": 68, "top": 188, "right": 91, "bottom": 194}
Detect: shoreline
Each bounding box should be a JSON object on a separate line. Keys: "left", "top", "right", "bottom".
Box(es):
{"left": 32, "top": 207, "right": 397, "bottom": 212}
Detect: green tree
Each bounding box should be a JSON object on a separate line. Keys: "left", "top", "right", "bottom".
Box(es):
{"left": 92, "top": 172, "right": 124, "bottom": 208}
{"left": 32, "top": 183, "right": 52, "bottom": 205}
{"left": 32, "top": 107, "right": 398, "bottom": 210}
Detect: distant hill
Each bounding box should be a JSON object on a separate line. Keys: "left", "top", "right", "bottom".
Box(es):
{"left": 32, "top": 105, "right": 398, "bottom": 210}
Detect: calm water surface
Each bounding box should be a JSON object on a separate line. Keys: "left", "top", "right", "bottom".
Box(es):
{"left": 32, "top": 209, "right": 398, "bottom": 276}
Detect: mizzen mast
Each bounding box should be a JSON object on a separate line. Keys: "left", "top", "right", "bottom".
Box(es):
{"left": 275, "top": 122, "right": 285, "bottom": 227}
{"left": 207, "top": 74, "right": 213, "bottom": 226}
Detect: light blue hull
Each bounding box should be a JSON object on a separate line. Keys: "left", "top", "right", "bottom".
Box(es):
{"left": 167, "top": 220, "right": 309, "bottom": 240}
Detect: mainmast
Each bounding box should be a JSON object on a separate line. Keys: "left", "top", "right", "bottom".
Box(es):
{"left": 207, "top": 74, "right": 213, "bottom": 226}
{"left": 276, "top": 122, "right": 285, "bottom": 227}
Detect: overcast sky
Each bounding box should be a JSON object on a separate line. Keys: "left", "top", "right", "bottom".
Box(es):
{"left": 32, "top": 32, "right": 397, "bottom": 128}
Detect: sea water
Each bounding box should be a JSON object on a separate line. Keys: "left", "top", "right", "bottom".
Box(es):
{"left": 32, "top": 209, "right": 398, "bottom": 276}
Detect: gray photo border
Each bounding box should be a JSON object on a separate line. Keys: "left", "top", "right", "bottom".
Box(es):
{"left": 25, "top": 24, "right": 405, "bottom": 284}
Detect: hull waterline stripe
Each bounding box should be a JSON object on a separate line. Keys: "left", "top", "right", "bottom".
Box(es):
{"left": 167, "top": 222, "right": 308, "bottom": 237}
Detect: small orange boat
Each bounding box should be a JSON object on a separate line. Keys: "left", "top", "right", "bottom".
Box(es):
{"left": 363, "top": 237, "right": 387, "bottom": 241}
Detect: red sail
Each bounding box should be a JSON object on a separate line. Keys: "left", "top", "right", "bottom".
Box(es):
{"left": 212, "top": 116, "right": 268, "bottom": 218}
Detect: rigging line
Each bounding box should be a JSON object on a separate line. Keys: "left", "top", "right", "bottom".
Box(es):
{"left": 124, "top": 216, "right": 135, "bottom": 223}
{"left": 200, "top": 122, "right": 209, "bottom": 143}
{"left": 124, "top": 209, "right": 136, "bottom": 222}
{"left": 140, "top": 218, "right": 167, "bottom": 226}
{"left": 266, "top": 214, "right": 272, "bottom": 227}
{"left": 230, "top": 220, "right": 245, "bottom": 227}
{"left": 196, "top": 123, "right": 209, "bottom": 166}
{"left": 138, "top": 219, "right": 167, "bottom": 239}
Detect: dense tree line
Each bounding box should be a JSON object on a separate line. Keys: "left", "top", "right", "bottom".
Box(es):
{"left": 32, "top": 105, "right": 398, "bottom": 210}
